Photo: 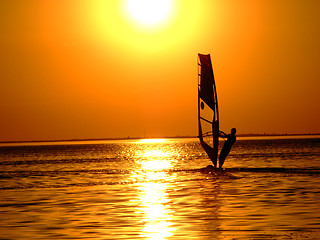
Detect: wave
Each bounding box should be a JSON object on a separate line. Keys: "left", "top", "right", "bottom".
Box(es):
{"left": 0, "top": 157, "right": 120, "bottom": 166}
{"left": 1, "top": 167, "right": 319, "bottom": 177}
{"left": 1, "top": 167, "right": 319, "bottom": 191}
{"left": 0, "top": 175, "right": 209, "bottom": 191}
{"left": 225, "top": 167, "right": 320, "bottom": 174}
{"left": 176, "top": 167, "right": 320, "bottom": 175}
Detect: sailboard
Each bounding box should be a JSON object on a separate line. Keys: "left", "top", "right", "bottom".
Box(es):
{"left": 198, "top": 53, "right": 219, "bottom": 167}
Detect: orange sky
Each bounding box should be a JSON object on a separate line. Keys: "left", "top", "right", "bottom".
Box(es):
{"left": 1, "top": 0, "right": 319, "bottom": 141}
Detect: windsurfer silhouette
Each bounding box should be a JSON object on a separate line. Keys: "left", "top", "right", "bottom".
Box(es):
{"left": 219, "top": 128, "right": 236, "bottom": 168}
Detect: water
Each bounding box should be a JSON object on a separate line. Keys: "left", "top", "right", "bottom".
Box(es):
{"left": 1, "top": 137, "right": 320, "bottom": 239}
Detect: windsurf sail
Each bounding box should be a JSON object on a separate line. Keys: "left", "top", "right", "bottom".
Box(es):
{"left": 198, "top": 53, "right": 219, "bottom": 167}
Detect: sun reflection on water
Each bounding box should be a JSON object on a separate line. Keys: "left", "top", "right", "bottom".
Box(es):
{"left": 137, "top": 182, "right": 175, "bottom": 239}
{"left": 132, "top": 143, "right": 176, "bottom": 239}
{"left": 139, "top": 138, "right": 168, "bottom": 144}
{"left": 137, "top": 146, "right": 171, "bottom": 171}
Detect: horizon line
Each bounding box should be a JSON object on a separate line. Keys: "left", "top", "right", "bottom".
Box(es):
{"left": 1, "top": 133, "right": 320, "bottom": 144}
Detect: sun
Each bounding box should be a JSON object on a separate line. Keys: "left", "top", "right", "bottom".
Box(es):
{"left": 125, "top": 0, "right": 173, "bottom": 28}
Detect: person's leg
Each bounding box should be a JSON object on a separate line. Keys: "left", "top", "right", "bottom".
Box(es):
{"left": 219, "top": 148, "right": 230, "bottom": 168}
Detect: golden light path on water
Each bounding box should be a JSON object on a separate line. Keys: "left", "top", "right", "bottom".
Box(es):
{"left": 131, "top": 139, "right": 176, "bottom": 239}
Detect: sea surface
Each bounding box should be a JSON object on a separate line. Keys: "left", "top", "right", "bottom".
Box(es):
{"left": 0, "top": 136, "right": 320, "bottom": 240}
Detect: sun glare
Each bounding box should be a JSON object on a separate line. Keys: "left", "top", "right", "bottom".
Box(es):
{"left": 125, "top": 0, "right": 173, "bottom": 28}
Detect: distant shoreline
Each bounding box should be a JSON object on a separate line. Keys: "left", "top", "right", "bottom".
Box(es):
{"left": 1, "top": 133, "right": 319, "bottom": 144}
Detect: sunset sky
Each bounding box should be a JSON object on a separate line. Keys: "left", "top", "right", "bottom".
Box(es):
{"left": 1, "top": 0, "right": 319, "bottom": 142}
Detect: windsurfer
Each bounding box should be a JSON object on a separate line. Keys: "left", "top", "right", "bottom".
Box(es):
{"left": 218, "top": 128, "right": 237, "bottom": 168}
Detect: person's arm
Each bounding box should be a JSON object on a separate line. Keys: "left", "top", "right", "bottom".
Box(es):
{"left": 219, "top": 131, "right": 227, "bottom": 138}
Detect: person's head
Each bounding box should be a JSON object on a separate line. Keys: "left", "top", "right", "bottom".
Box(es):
{"left": 231, "top": 128, "right": 236, "bottom": 135}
